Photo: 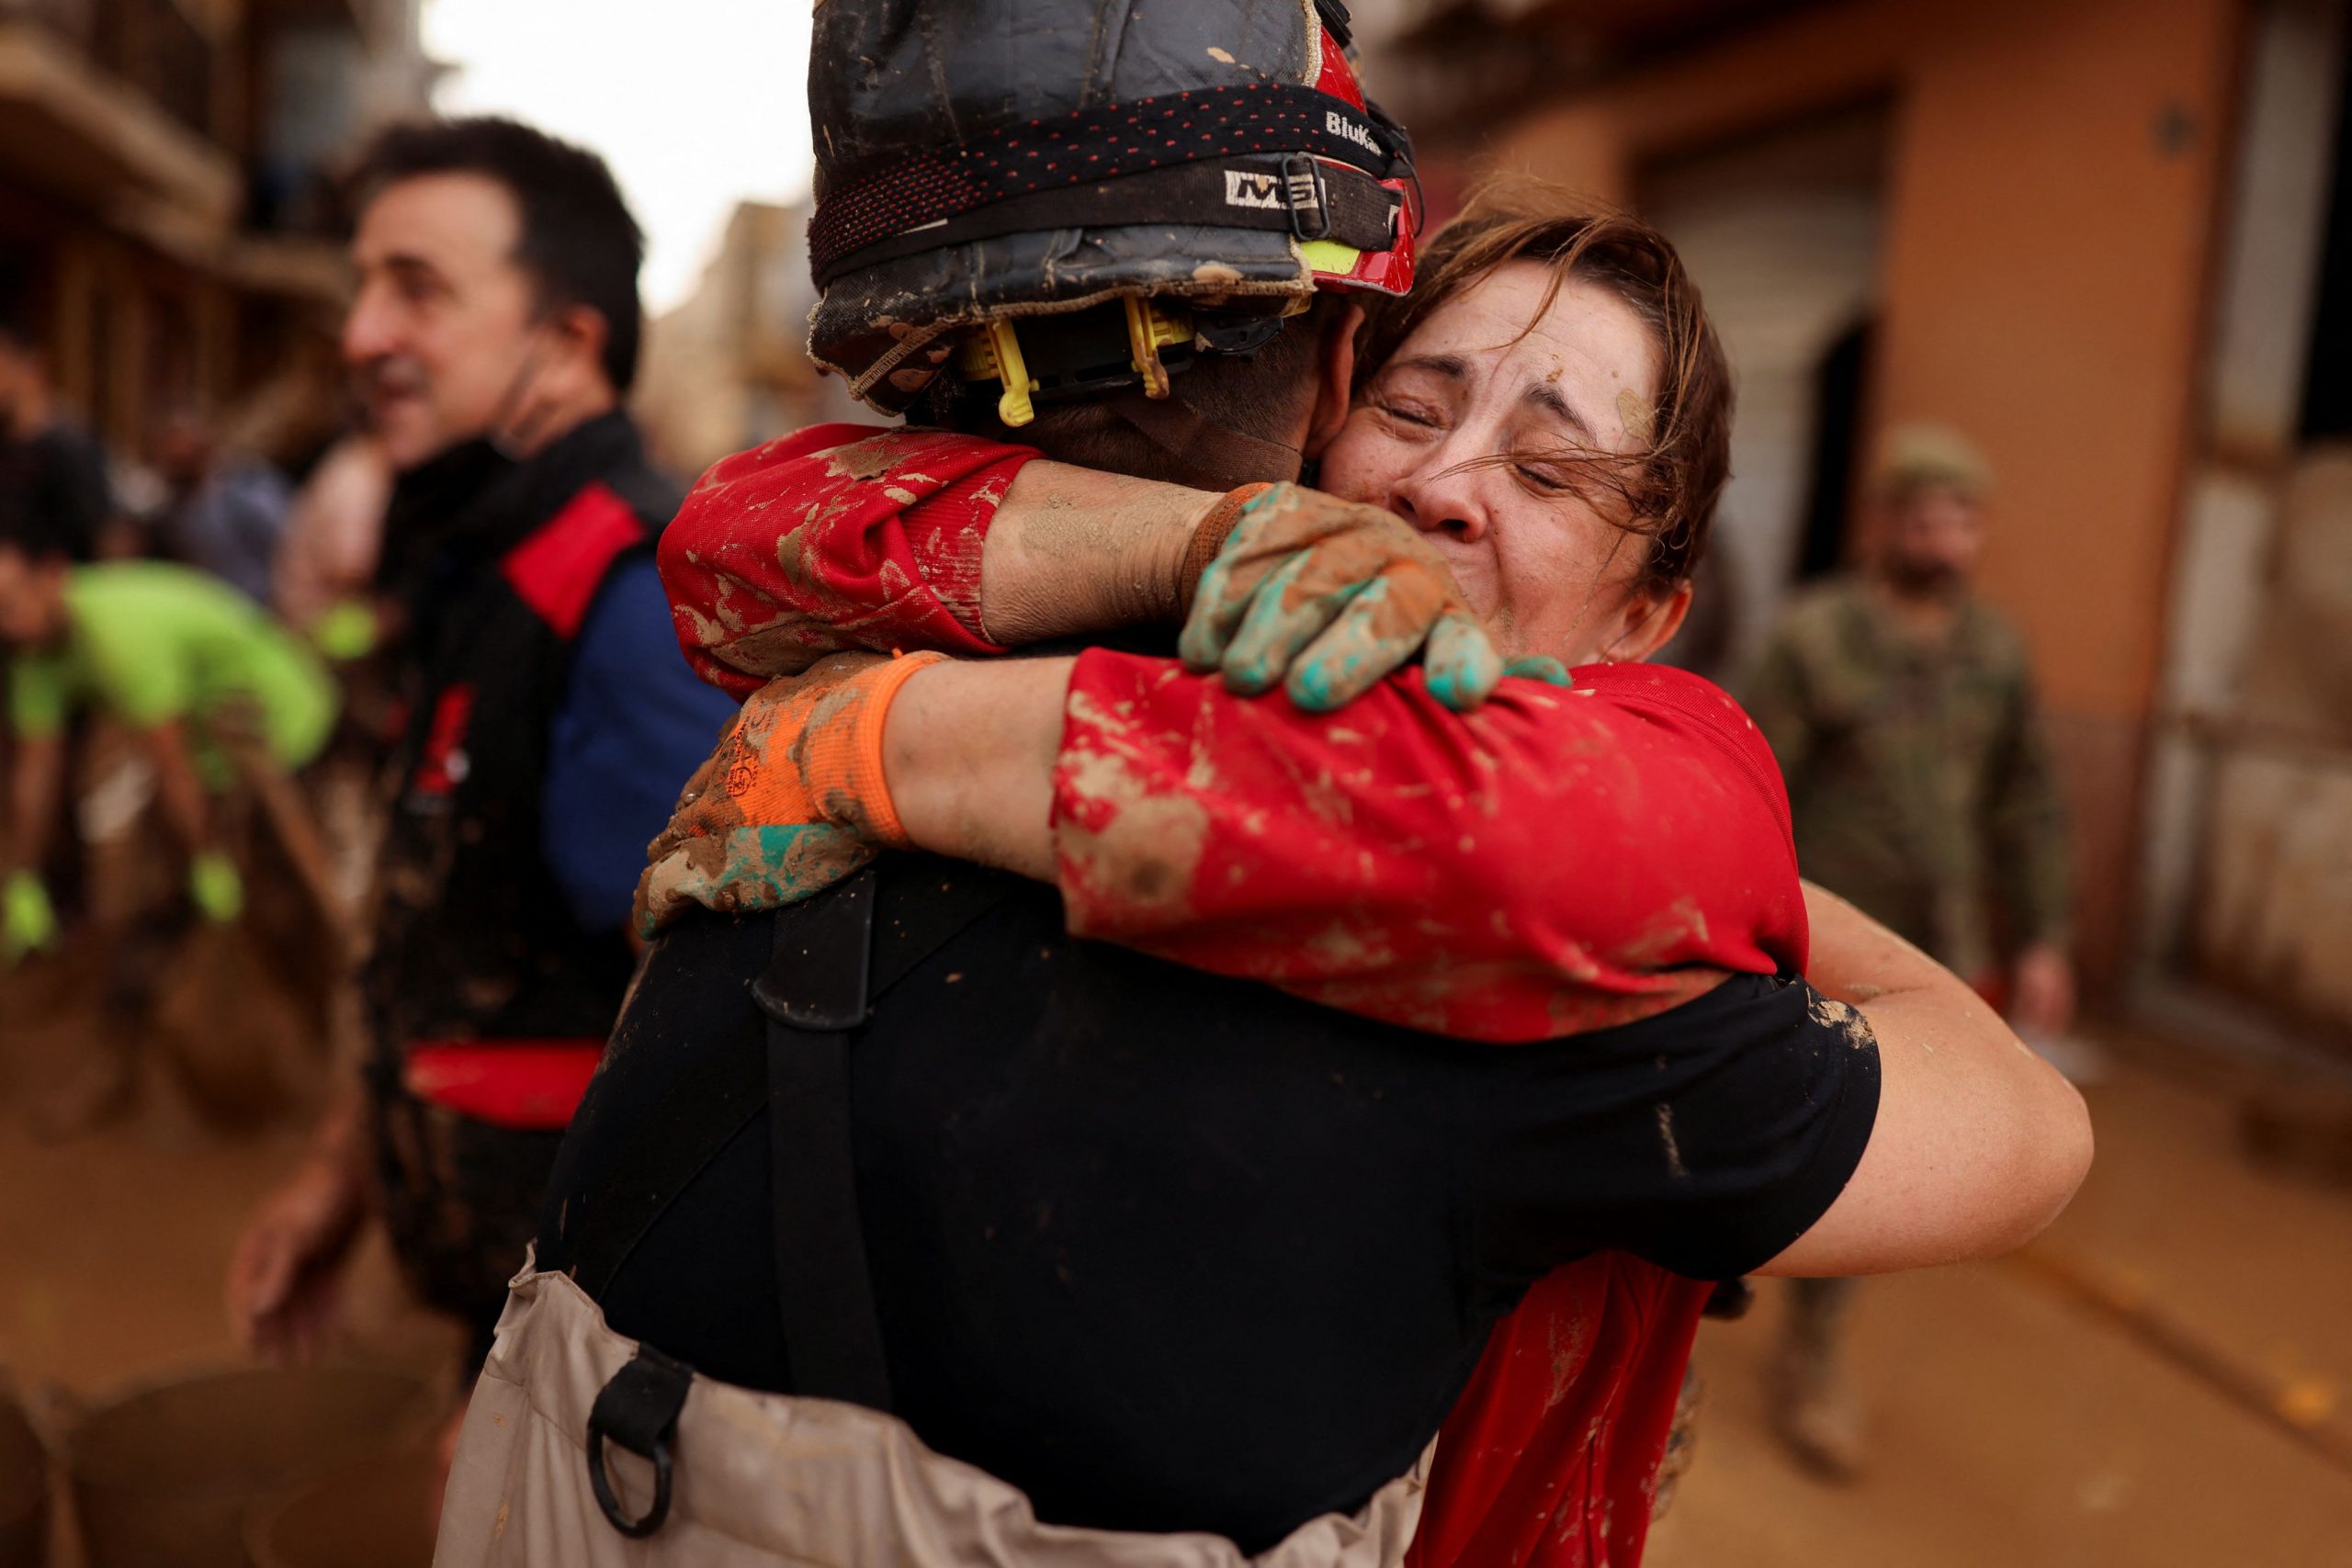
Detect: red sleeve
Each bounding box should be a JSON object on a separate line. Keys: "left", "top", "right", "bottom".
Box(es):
{"left": 1052, "top": 654, "right": 1807, "bottom": 1043}
{"left": 657, "top": 423, "right": 1042, "bottom": 697}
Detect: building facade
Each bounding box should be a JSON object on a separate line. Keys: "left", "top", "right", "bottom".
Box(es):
{"left": 0, "top": 0, "right": 432, "bottom": 461}
{"left": 1358, "top": 0, "right": 2352, "bottom": 1047}
{"left": 634, "top": 198, "right": 864, "bottom": 484}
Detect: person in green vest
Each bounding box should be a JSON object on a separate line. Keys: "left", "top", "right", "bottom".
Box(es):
{"left": 0, "top": 537, "right": 339, "bottom": 964}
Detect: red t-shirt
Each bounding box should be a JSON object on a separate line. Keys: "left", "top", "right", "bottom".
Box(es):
{"left": 657, "top": 423, "right": 1810, "bottom": 1567}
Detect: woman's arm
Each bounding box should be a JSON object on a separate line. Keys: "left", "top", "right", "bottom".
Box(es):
{"left": 658, "top": 426, "right": 1464, "bottom": 697}
{"left": 656, "top": 424, "right": 1033, "bottom": 695}
{"left": 657, "top": 424, "right": 1213, "bottom": 693}
{"left": 1750, "top": 882, "right": 2093, "bottom": 1276}
{"left": 886, "top": 649, "right": 1806, "bottom": 1043}
{"left": 884, "top": 667, "right": 2098, "bottom": 1269}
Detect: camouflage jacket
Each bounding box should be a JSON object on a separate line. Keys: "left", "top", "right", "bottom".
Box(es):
{"left": 1742, "top": 577, "right": 2072, "bottom": 977}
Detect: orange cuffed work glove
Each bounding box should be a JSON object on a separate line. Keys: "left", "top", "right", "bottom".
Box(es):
{"left": 1177, "top": 481, "right": 1567, "bottom": 713}
{"left": 635, "top": 649, "right": 948, "bottom": 939}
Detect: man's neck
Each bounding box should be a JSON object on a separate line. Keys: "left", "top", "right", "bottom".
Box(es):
{"left": 503, "top": 388, "right": 619, "bottom": 463}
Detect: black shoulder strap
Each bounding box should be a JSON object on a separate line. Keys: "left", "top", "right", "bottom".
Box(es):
{"left": 566, "top": 859, "right": 1022, "bottom": 1408}
{"left": 753, "top": 870, "right": 893, "bottom": 1408}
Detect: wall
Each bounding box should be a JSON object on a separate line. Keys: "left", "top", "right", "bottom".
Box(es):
{"left": 1640, "top": 106, "right": 1889, "bottom": 673}
{"left": 1476, "top": 0, "right": 2245, "bottom": 989}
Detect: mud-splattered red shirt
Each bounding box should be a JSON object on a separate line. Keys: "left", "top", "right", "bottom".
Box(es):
{"left": 659, "top": 423, "right": 1017, "bottom": 697}
{"left": 1055, "top": 652, "right": 1804, "bottom": 1041}
{"left": 658, "top": 423, "right": 1826, "bottom": 1568}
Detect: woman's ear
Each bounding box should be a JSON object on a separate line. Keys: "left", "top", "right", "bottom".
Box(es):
{"left": 1606, "top": 581, "right": 1694, "bottom": 664}
{"left": 1302, "top": 300, "right": 1364, "bottom": 461}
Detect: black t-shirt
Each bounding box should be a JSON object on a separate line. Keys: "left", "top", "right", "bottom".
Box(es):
{"left": 0, "top": 423, "right": 109, "bottom": 561}
{"left": 541, "top": 866, "right": 1879, "bottom": 1551}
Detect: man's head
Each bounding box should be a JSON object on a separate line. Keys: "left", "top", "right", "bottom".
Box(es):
{"left": 0, "top": 539, "right": 70, "bottom": 647}
{"left": 947, "top": 297, "right": 1363, "bottom": 491}
{"left": 808, "top": 1, "right": 1415, "bottom": 485}
{"left": 341, "top": 117, "right": 643, "bottom": 471}
{"left": 151, "top": 409, "right": 214, "bottom": 491}
{"left": 1871, "top": 423, "right": 1990, "bottom": 600}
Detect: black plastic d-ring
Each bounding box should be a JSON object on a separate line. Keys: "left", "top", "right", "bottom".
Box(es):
{"left": 587, "top": 1423, "right": 674, "bottom": 1538}
{"left": 584, "top": 1345, "right": 693, "bottom": 1539}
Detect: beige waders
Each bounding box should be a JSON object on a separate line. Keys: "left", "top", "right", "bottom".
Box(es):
{"left": 435, "top": 1261, "right": 1428, "bottom": 1568}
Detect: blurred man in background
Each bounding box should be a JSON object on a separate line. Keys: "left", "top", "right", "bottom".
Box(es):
{"left": 1744, "top": 421, "right": 2075, "bottom": 1480}
{"left": 224, "top": 117, "right": 736, "bottom": 1384}
{"left": 152, "top": 410, "right": 294, "bottom": 605}
{"left": 0, "top": 310, "right": 112, "bottom": 565}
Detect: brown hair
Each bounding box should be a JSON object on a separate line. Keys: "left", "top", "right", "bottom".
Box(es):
{"left": 1354, "top": 179, "right": 1733, "bottom": 592}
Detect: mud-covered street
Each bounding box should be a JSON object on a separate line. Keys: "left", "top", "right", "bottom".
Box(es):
{"left": 1655, "top": 1044, "right": 2352, "bottom": 1567}
{"left": 0, "top": 940, "right": 458, "bottom": 1568}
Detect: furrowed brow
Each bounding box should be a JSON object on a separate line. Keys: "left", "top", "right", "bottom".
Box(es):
{"left": 1523, "top": 380, "right": 1596, "bottom": 444}
{"left": 1385, "top": 353, "right": 1469, "bottom": 381}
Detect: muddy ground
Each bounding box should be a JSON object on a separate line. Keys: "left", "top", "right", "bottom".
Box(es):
{"left": 5, "top": 942, "right": 2352, "bottom": 1564}
{"left": 0, "top": 927, "right": 458, "bottom": 1568}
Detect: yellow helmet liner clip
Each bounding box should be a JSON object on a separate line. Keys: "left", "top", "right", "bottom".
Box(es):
{"left": 951, "top": 319, "right": 1043, "bottom": 428}
{"left": 1123, "top": 298, "right": 1194, "bottom": 400}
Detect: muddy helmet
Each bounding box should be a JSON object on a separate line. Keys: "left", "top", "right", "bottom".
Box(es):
{"left": 806, "top": 0, "right": 1418, "bottom": 423}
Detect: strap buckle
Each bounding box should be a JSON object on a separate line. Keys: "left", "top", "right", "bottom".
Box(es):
{"left": 1281, "top": 153, "right": 1331, "bottom": 242}
{"left": 586, "top": 1346, "right": 694, "bottom": 1539}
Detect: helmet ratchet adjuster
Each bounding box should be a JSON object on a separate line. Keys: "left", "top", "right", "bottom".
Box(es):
{"left": 951, "top": 296, "right": 1306, "bottom": 428}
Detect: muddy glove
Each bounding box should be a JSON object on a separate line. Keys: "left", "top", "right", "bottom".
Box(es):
{"left": 636, "top": 649, "right": 949, "bottom": 938}
{"left": 3, "top": 869, "right": 59, "bottom": 964}
{"left": 1177, "top": 482, "right": 1567, "bottom": 713}
{"left": 188, "top": 850, "right": 244, "bottom": 923}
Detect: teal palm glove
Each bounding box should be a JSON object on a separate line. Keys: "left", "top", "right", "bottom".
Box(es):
{"left": 1177, "top": 483, "right": 1566, "bottom": 713}
{"left": 3, "top": 869, "right": 60, "bottom": 964}
{"left": 188, "top": 850, "right": 244, "bottom": 924}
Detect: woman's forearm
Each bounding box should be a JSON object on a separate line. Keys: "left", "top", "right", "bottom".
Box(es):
{"left": 975, "top": 463, "right": 1216, "bottom": 645}
{"left": 882, "top": 657, "right": 1072, "bottom": 883}
{"left": 1754, "top": 882, "right": 2093, "bottom": 1277}
{"left": 660, "top": 429, "right": 1217, "bottom": 694}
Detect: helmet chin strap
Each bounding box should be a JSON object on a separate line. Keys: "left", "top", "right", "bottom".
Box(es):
{"left": 1106, "top": 389, "right": 1306, "bottom": 492}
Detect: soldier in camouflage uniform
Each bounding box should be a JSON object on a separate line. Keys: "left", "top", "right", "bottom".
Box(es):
{"left": 1743, "top": 423, "right": 2075, "bottom": 1479}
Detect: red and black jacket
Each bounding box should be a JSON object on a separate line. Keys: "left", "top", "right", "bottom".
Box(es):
{"left": 363, "top": 412, "right": 676, "bottom": 1327}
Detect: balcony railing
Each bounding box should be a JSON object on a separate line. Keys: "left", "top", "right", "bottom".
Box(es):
{"left": 92, "top": 0, "right": 216, "bottom": 143}
{"left": 3, "top": 0, "right": 219, "bottom": 145}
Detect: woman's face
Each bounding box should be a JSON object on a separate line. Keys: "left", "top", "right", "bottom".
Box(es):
{"left": 1318, "top": 260, "right": 1688, "bottom": 664}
